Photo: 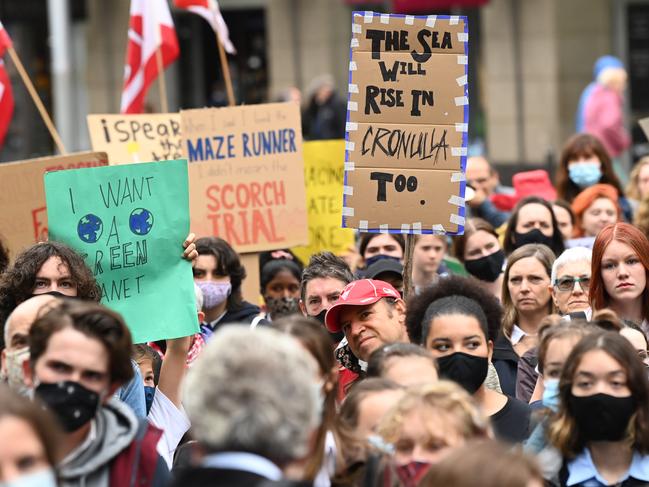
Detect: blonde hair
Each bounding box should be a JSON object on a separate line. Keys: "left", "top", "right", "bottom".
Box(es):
{"left": 626, "top": 157, "right": 649, "bottom": 200}
{"left": 377, "top": 381, "right": 491, "bottom": 444}
{"left": 634, "top": 197, "right": 649, "bottom": 239}
{"left": 537, "top": 318, "right": 593, "bottom": 375}
{"left": 420, "top": 440, "right": 542, "bottom": 487}
{"left": 501, "top": 244, "right": 556, "bottom": 338}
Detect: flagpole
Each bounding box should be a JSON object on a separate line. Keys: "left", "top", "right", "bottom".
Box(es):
{"left": 214, "top": 29, "right": 235, "bottom": 106}
{"left": 155, "top": 46, "right": 169, "bottom": 113}
{"left": 6, "top": 45, "right": 67, "bottom": 154}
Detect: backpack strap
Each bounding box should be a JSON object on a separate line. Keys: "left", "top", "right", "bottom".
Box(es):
{"left": 110, "top": 420, "right": 164, "bottom": 487}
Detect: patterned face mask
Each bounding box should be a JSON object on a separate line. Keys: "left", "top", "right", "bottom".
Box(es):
{"left": 2, "top": 347, "right": 30, "bottom": 396}
{"left": 35, "top": 381, "right": 101, "bottom": 432}
{"left": 265, "top": 296, "right": 300, "bottom": 318}
{"left": 197, "top": 281, "right": 232, "bottom": 309}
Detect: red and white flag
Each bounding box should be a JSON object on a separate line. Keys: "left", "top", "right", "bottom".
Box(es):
{"left": 0, "top": 21, "right": 14, "bottom": 149}
{"left": 174, "top": 0, "right": 236, "bottom": 54}
{"left": 120, "top": 0, "right": 179, "bottom": 114}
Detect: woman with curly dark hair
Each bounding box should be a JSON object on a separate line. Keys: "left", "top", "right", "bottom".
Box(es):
{"left": 0, "top": 242, "right": 101, "bottom": 334}
{"left": 405, "top": 275, "right": 531, "bottom": 443}
{"left": 0, "top": 237, "right": 9, "bottom": 275}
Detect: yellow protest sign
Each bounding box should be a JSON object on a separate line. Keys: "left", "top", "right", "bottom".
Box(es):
{"left": 87, "top": 113, "right": 182, "bottom": 165}
{"left": 292, "top": 140, "right": 356, "bottom": 263}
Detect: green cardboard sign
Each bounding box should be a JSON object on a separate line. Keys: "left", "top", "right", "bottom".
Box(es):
{"left": 45, "top": 159, "right": 199, "bottom": 343}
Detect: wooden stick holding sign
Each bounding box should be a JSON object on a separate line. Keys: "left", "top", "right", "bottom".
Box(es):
{"left": 7, "top": 46, "right": 67, "bottom": 154}
{"left": 402, "top": 235, "right": 416, "bottom": 299}
{"left": 155, "top": 46, "right": 169, "bottom": 114}
{"left": 214, "top": 29, "right": 235, "bottom": 106}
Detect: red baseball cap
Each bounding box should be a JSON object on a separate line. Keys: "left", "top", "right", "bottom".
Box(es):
{"left": 325, "top": 279, "right": 401, "bottom": 333}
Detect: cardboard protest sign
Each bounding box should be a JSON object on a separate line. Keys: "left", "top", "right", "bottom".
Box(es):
{"left": 87, "top": 113, "right": 182, "bottom": 165}
{"left": 181, "top": 102, "right": 308, "bottom": 253}
{"left": 0, "top": 152, "right": 108, "bottom": 258}
{"left": 292, "top": 140, "right": 356, "bottom": 262}
{"left": 240, "top": 253, "right": 261, "bottom": 305}
{"left": 640, "top": 117, "right": 649, "bottom": 142}
{"left": 44, "top": 159, "right": 199, "bottom": 343}
{"left": 342, "top": 12, "right": 469, "bottom": 235}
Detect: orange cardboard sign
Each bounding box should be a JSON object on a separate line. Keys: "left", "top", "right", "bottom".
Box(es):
{"left": 181, "top": 102, "right": 308, "bottom": 253}
{"left": 342, "top": 12, "right": 469, "bottom": 235}
{"left": 0, "top": 152, "right": 108, "bottom": 257}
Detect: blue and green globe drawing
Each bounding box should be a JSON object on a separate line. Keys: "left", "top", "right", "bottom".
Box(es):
{"left": 129, "top": 208, "right": 154, "bottom": 236}
{"left": 77, "top": 214, "right": 103, "bottom": 243}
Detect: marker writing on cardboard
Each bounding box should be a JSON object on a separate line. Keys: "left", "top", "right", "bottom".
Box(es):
{"left": 361, "top": 125, "right": 449, "bottom": 162}
{"left": 99, "top": 118, "right": 181, "bottom": 143}
{"left": 363, "top": 27, "right": 453, "bottom": 117}
{"left": 69, "top": 176, "right": 155, "bottom": 302}
{"left": 370, "top": 172, "right": 424, "bottom": 205}
{"left": 365, "top": 28, "right": 454, "bottom": 62}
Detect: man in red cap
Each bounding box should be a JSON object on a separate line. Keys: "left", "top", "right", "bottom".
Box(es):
{"left": 325, "top": 279, "right": 409, "bottom": 365}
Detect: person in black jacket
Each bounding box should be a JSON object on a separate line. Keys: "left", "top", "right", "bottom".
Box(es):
{"left": 193, "top": 237, "right": 262, "bottom": 334}
{"left": 302, "top": 74, "right": 346, "bottom": 141}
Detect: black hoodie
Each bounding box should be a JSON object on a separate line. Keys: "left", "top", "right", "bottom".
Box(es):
{"left": 209, "top": 301, "right": 267, "bottom": 331}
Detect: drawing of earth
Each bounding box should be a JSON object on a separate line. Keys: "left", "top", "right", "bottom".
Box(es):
{"left": 129, "top": 208, "right": 154, "bottom": 236}
{"left": 77, "top": 214, "right": 103, "bottom": 243}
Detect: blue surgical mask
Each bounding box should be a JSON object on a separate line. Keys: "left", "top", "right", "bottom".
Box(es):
{"left": 542, "top": 378, "right": 560, "bottom": 412}
{"left": 0, "top": 468, "right": 58, "bottom": 487}
{"left": 568, "top": 162, "right": 602, "bottom": 188}
{"left": 144, "top": 386, "right": 155, "bottom": 415}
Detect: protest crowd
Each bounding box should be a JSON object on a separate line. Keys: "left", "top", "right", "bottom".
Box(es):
{"left": 2, "top": 3, "right": 649, "bottom": 487}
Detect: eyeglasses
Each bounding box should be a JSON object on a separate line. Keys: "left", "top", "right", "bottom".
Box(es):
{"left": 554, "top": 276, "right": 591, "bottom": 292}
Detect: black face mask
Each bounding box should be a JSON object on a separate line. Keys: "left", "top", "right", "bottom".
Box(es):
{"left": 311, "top": 309, "right": 327, "bottom": 324}
{"left": 437, "top": 352, "right": 488, "bottom": 394}
{"left": 464, "top": 249, "right": 505, "bottom": 283}
{"left": 364, "top": 254, "right": 400, "bottom": 268}
{"left": 513, "top": 228, "right": 554, "bottom": 250}
{"left": 35, "top": 380, "right": 100, "bottom": 432}
{"left": 30, "top": 290, "right": 71, "bottom": 299}
{"left": 310, "top": 309, "right": 344, "bottom": 343}
{"left": 568, "top": 393, "right": 635, "bottom": 442}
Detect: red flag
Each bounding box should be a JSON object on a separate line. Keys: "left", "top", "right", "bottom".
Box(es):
{"left": 120, "top": 0, "right": 179, "bottom": 114}
{"left": 174, "top": 0, "right": 236, "bottom": 54}
{"left": 0, "top": 21, "right": 12, "bottom": 56}
{"left": 0, "top": 22, "right": 14, "bottom": 149}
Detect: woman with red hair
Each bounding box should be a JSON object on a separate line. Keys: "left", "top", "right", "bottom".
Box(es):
{"left": 570, "top": 184, "right": 621, "bottom": 238}
{"left": 590, "top": 222, "right": 649, "bottom": 332}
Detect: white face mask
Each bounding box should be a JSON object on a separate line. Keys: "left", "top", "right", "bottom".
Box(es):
{"left": 0, "top": 468, "right": 58, "bottom": 487}
{"left": 2, "top": 347, "right": 30, "bottom": 396}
